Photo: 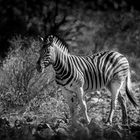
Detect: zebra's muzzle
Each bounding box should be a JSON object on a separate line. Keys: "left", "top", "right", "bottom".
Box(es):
{"left": 36, "top": 64, "right": 42, "bottom": 73}
{"left": 36, "top": 60, "right": 42, "bottom": 73}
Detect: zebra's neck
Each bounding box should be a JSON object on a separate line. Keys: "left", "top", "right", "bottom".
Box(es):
{"left": 53, "top": 47, "right": 69, "bottom": 72}
{"left": 52, "top": 48, "right": 76, "bottom": 86}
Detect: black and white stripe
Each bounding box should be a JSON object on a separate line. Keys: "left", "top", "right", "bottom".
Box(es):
{"left": 52, "top": 43, "right": 129, "bottom": 92}
{"left": 37, "top": 35, "right": 138, "bottom": 125}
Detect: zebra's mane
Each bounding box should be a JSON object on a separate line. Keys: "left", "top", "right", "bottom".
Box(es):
{"left": 52, "top": 35, "right": 69, "bottom": 53}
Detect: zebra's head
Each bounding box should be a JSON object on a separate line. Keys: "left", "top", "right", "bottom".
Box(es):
{"left": 36, "top": 35, "right": 55, "bottom": 73}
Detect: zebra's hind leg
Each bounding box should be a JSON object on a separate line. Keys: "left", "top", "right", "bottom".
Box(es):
{"left": 118, "top": 92, "right": 128, "bottom": 125}
{"left": 77, "top": 87, "right": 90, "bottom": 124}
{"left": 107, "top": 79, "right": 124, "bottom": 125}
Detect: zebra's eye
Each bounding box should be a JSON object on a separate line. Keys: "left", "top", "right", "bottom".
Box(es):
{"left": 47, "top": 35, "right": 53, "bottom": 43}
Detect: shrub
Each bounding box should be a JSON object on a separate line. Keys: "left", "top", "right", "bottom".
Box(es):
{"left": 0, "top": 36, "right": 41, "bottom": 112}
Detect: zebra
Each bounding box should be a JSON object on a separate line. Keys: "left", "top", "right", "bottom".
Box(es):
{"left": 36, "top": 35, "right": 138, "bottom": 125}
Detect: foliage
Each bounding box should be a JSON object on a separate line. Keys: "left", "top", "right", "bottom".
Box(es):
{"left": 0, "top": 1, "right": 140, "bottom": 139}
{"left": 0, "top": 117, "right": 140, "bottom": 140}
{"left": 0, "top": 27, "right": 140, "bottom": 139}
{"left": 0, "top": 37, "right": 38, "bottom": 111}
{"left": 0, "top": 0, "right": 140, "bottom": 57}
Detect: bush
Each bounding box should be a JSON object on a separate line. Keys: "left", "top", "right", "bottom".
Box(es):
{"left": 0, "top": 36, "right": 41, "bottom": 113}
{"left": 0, "top": 10, "right": 140, "bottom": 140}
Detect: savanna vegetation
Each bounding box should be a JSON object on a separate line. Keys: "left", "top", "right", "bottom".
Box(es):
{"left": 0, "top": 0, "right": 140, "bottom": 140}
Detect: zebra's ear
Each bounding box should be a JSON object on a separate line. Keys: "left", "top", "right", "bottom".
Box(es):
{"left": 38, "top": 35, "right": 44, "bottom": 43}
{"left": 39, "top": 37, "right": 44, "bottom": 42}
{"left": 40, "top": 37, "right": 44, "bottom": 41}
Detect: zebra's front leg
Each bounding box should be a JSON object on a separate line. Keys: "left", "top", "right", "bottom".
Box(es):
{"left": 67, "top": 93, "right": 78, "bottom": 125}
{"left": 77, "top": 87, "right": 90, "bottom": 124}
{"left": 62, "top": 88, "right": 78, "bottom": 125}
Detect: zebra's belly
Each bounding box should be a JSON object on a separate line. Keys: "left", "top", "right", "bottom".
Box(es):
{"left": 83, "top": 84, "right": 105, "bottom": 93}
{"left": 83, "top": 76, "right": 106, "bottom": 92}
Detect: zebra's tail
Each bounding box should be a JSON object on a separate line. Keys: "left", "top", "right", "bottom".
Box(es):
{"left": 125, "top": 70, "right": 138, "bottom": 108}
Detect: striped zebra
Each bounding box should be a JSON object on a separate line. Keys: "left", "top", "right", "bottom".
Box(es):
{"left": 36, "top": 35, "right": 138, "bottom": 125}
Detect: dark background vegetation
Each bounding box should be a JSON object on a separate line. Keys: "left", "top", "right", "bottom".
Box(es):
{"left": 0, "top": 0, "right": 140, "bottom": 140}
{"left": 0, "top": 0, "right": 140, "bottom": 57}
